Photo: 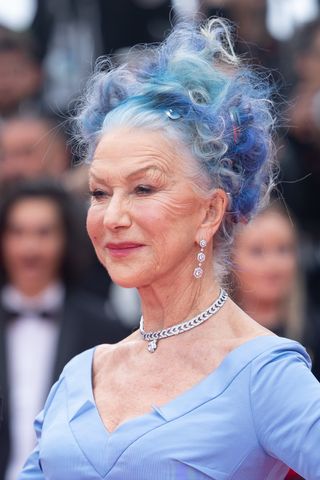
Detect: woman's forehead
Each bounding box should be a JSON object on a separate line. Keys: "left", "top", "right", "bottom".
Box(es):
{"left": 94, "top": 127, "right": 175, "bottom": 156}
{"left": 237, "top": 213, "right": 295, "bottom": 245}
{"left": 91, "top": 128, "right": 185, "bottom": 176}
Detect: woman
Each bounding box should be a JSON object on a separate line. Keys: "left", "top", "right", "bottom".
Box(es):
{"left": 20, "top": 19, "right": 320, "bottom": 479}
{"left": 231, "top": 203, "right": 304, "bottom": 340}
{"left": 0, "top": 180, "right": 127, "bottom": 480}
{"left": 231, "top": 204, "right": 308, "bottom": 480}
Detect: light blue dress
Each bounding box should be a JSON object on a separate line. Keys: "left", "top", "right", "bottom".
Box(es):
{"left": 19, "top": 336, "right": 320, "bottom": 479}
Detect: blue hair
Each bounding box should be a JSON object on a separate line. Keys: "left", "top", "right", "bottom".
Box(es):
{"left": 75, "top": 18, "right": 275, "bottom": 277}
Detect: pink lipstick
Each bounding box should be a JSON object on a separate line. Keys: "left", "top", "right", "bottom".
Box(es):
{"left": 106, "top": 242, "right": 144, "bottom": 258}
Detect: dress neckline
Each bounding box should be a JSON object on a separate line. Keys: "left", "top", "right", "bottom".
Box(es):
{"left": 90, "top": 333, "right": 276, "bottom": 434}
{"left": 66, "top": 334, "right": 302, "bottom": 478}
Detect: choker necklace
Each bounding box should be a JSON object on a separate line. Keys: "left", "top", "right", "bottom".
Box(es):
{"left": 139, "top": 288, "right": 228, "bottom": 353}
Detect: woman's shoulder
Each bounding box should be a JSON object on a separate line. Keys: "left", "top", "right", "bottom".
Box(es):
{"left": 227, "top": 305, "right": 311, "bottom": 372}
{"left": 215, "top": 333, "right": 312, "bottom": 389}
{"left": 247, "top": 334, "right": 312, "bottom": 371}
{"left": 247, "top": 335, "right": 320, "bottom": 470}
{"left": 246, "top": 335, "right": 315, "bottom": 405}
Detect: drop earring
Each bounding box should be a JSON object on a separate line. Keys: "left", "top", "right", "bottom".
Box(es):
{"left": 193, "top": 239, "right": 207, "bottom": 279}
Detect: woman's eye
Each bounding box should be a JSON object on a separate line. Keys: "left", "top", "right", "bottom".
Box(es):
{"left": 89, "top": 190, "right": 108, "bottom": 200}
{"left": 277, "top": 244, "right": 294, "bottom": 256}
{"left": 134, "top": 185, "right": 154, "bottom": 195}
{"left": 249, "top": 246, "right": 264, "bottom": 256}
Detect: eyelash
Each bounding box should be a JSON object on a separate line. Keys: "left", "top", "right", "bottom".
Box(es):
{"left": 134, "top": 185, "right": 155, "bottom": 195}
{"left": 89, "top": 190, "right": 107, "bottom": 199}
{"left": 89, "top": 185, "right": 155, "bottom": 199}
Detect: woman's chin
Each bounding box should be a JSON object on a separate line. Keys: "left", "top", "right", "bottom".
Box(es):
{"left": 107, "top": 270, "right": 149, "bottom": 289}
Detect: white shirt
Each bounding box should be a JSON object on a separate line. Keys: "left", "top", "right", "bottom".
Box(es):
{"left": 2, "top": 283, "right": 64, "bottom": 480}
{"left": 108, "top": 284, "right": 140, "bottom": 329}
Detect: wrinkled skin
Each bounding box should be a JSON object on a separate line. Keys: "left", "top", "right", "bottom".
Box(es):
{"left": 88, "top": 128, "right": 272, "bottom": 437}
{"left": 87, "top": 128, "right": 223, "bottom": 292}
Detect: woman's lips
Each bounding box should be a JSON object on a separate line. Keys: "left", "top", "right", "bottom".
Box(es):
{"left": 105, "top": 242, "right": 144, "bottom": 258}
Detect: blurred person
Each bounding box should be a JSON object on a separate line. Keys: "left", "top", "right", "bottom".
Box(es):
{"left": 98, "top": 0, "right": 172, "bottom": 52}
{"left": 281, "top": 18, "right": 320, "bottom": 220}
{"left": 0, "top": 26, "right": 43, "bottom": 119}
{"left": 202, "top": 0, "right": 282, "bottom": 71}
{"left": 230, "top": 202, "right": 307, "bottom": 480}
{"left": 280, "top": 18, "right": 320, "bottom": 316}
{"left": 0, "top": 180, "right": 128, "bottom": 480}
{"left": 286, "top": 19, "right": 320, "bottom": 144}
{"left": 0, "top": 113, "right": 111, "bottom": 198}
{"left": 231, "top": 203, "right": 316, "bottom": 480}
{"left": 30, "top": 0, "right": 172, "bottom": 112}
{"left": 0, "top": 115, "right": 69, "bottom": 185}
{"left": 231, "top": 203, "right": 304, "bottom": 341}
{"left": 0, "top": 113, "right": 139, "bottom": 324}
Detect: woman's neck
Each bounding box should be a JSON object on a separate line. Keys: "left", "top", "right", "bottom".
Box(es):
{"left": 138, "top": 265, "right": 220, "bottom": 332}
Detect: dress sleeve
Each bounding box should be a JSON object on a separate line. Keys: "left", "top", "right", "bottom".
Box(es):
{"left": 250, "top": 344, "right": 320, "bottom": 480}
{"left": 18, "top": 377, "right": 62, "bottom": 479}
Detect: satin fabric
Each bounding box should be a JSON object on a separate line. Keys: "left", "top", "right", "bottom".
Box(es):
{"left": 19, "top": 336, "right": 320, "bottom": 479}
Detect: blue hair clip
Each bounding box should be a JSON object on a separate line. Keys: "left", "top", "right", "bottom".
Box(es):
{"left": 229, "top": 107, "right": 241, "bottom": 144}
{"left": 165, "top": 108, "right": 182, "bottom": 120}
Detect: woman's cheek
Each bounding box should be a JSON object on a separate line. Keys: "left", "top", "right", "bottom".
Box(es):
{"left": 279, "top": 257, "right": 297, "bottom": 283}
{"left": 138, "top": 197, "right": 187, "bottom": 228}
{"left": 86, "top": 205, "right": 102, "bottom": 245}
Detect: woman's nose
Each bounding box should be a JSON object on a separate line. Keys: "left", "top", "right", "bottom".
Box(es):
{"left": 103, "top": 193, "right": 132, "bottom": 230}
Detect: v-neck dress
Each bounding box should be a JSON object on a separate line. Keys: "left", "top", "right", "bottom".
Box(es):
{"left": 19, "top": 336, "right": 320, "bottom": 480}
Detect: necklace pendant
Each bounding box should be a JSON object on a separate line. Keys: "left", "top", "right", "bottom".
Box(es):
{"left": 147, "top": 339, "right": 157, "bottom": 353}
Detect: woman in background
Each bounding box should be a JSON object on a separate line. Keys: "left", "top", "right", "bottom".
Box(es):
{"left": 231, "top": 203, "right": 306, "bottom": 480}
{"left": 231, "top": 203, "right": 304, "bottom": 341}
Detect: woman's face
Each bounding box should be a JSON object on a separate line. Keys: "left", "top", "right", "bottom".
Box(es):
{"left": 2, "top": 198, "right": 66, "bottom": 293}
{"left": 296, "top": 29, "right": 320, "bottom": 87}
{"left": 232, "top": 211, "right": 297, "bottom": 304}
{"left": 87, "top": 128, "right": 209, "bottom": 288}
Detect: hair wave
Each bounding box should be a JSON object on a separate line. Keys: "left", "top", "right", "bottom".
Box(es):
{"left": 75, "top": 18, "right": 276, "bottom": 280}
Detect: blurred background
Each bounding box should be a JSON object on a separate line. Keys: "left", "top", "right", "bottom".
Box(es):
{"left": 0, "top": 1, "right": 320, "bottom": 479}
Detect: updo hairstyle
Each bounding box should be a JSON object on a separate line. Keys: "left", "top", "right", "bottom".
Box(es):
{"left": 75, "top": 18, "right": 275, "bottom": 278}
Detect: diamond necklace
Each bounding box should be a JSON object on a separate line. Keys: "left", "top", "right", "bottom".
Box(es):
{"left": 139, "top": 288, "right": 228, "bottom": 353}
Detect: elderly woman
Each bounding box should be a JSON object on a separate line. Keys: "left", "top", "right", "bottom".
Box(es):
{"left": 20, "top": 19, "right": 320, "bottom": 480}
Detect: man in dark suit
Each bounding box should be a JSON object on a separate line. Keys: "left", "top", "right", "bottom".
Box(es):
{"left": 0, "top": 288, "right": 129, "bottom": 480}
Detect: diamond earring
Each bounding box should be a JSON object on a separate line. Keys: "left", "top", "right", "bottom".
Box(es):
{"left": 193, "top": 239, "right": 207, "bottom": 279}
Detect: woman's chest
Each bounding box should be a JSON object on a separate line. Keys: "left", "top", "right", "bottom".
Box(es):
{"left": 91, "top": 339, "right": 242, "bottom": 433}
{"left": 93, "top": 365, "right": 210, "bottom": 433}
{"left": 40, "top": 373, "right": 286, "bottom": 480}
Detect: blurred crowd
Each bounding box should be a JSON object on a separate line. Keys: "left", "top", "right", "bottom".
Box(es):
{"left": 0, "top": 1, "right": 320, "bottom": 479}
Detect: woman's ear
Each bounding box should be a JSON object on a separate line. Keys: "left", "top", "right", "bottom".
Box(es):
{"left": 196, "top": 189, "right": 228, "bottom": 242}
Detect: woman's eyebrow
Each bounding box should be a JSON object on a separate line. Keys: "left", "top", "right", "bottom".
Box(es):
{"left": 127, "top": 165, "right": 165, "bottom": 179}
{"left": 88, "top": 170, "right": 105, "bottom": 182}
{"left": 89, "top": 165, "right": 165, "bottom": 182}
